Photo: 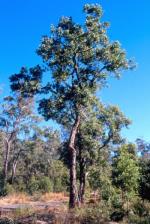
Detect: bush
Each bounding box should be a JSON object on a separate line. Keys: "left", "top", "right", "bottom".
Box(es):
{"left": 50, "top": 160, "right": 69, "bottom": 192}
{"left": 4, "top": 183, "right": 15, "bottom": 195}
{"left": 110, "top": 209, "right": 125, "bottom": 222}
{"left": 27, "top": 176, "right": 53, "bottom": 194}
{"left": 110, "top": 189, "right": 122, "bottom": 209}
{"left": 27, "top": 177, "right": 39, "bottom": 195}
{"left": 75, "top": 207, "right": 104, "bottom": 224}
{"left": 13, "top": 207, "right": 34, "bottom": 219}
{"left": 53, "top": 178, "right": 62, "bottom": 192}
{"left": 74, "top": 203, "right": 113, "bottom": 224}
{"left": 0, "top": 218, "right": 14, "bottom": 224}
{"left": 13, "top": 178, "right": 26, "bottom": 192}
{"left": 38, "top": 176, "right": 53, "bottom": 193}
{"left": 133, "top": 200, "right": 150, "bottom": 217}
{"left": 129, "top": 215, "right": 150, "bottom": 224}
{"left": 0, "top": 172, "right": 6, "bottom": 196}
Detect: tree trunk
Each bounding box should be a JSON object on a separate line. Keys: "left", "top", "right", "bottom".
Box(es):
{"left": 10, "top": 149, "right": 21, "bottom": 184}
{"left": 79, "top": 162, "right": 86, "bottom": 204}
{"left": 69, "top": 115, "right": 80, "bottom": 209}
{"left": 10, "top": 161, "right": 17, "bottom": 184}
{"left": 78, "top": 147, "right": 86, "bottom": 204}
{"left": 3, "top": 140, "right": 11, "bottom": 182}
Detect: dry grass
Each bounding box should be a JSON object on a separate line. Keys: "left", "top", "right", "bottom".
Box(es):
{"left": 39, "top": 192, "right": 68, "bottom": 202}
{"left": 0, "top": 192, "right": 68, "bottom": 206}
{"left": 0, "top": 193, "right": 31, "bottom": 205}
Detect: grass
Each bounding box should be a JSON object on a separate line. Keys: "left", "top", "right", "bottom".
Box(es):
{"left": 0, "top": 193, "right": 31, "bottom": 205}
{"left": 0, "top": 192, "right": 68, "bottom": 206}
{"left": 11, "top": 207, "right": 35, "bottom": 219}
{"left": 40, "top": 192, "right": 68, "bottom": 202}
{"left": 0, "top": 192, "right": 69, "bottom": 224}
{"left": 0, "top": 195, "right": 149, "bottom": 224}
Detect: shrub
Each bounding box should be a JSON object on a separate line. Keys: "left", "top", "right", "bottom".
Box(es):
{"left": 13, "top": 207, "right": 34, "bottom": 219}
{"left": 27, "top": 177, "right": 40, "bottom": 195}
{"left": 0, "top": 218, "right": 14, "bottom": 224}
{"left": 0, "top": 172, "right": 6, "bottom": 196}
{"left": 133, "top": 200, "right": 150, "bottom": 217}
{"left": 14, "top": 179, "right": 26, "bottom": 192}
{"left": 38, "top": 176, "right": 53, "bottom": 193}
{"left": 129, "top": 215, "right": 150, "bottom": 224}
{"left": 5, "top": 184, "right": 15, "bottom": 195}
{"left": 74, "top": 203, "right": 112, "bottom": 224}
{"left": 27, "top": 176, "right": 53, "bottom": 194}
{"left": 50, "top": 160, "right": 69, "bottom": 192}
{"left": 110, "top": 209, "right": 125, "bottom": 222}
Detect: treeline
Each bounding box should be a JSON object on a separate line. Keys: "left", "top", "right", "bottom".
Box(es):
{"left": 0, "top": 3, "right": 150, "bottom": 223}
{"left": 0, "top": 94, "right": 68, "bottom": 194}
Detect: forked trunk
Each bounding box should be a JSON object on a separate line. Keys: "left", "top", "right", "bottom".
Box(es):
{"left": 69, "top": 115, "right": 80, "bottom": 208}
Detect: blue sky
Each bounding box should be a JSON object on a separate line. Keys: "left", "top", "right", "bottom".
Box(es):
{"left": 0, "top": 0, "right": 150, "bottom": 142}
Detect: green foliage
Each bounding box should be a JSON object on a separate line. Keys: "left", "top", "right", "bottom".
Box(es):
{"left": 1, "top": 3, "right": 146, "bottom": 219}
{"left": 10, "top": 66, "right": 43, "bottom": 98}
{"left": 112, "top": 144, "right": 140, "bottom": 198}
{"left": 128, "top": 200, "right": 150, "bottom": 224}
{"left": 139, "top": 159, "right": 150, "bottom": 201}
{"left": 88, "top": 155, "right": 112, "bottom": 196}
{"left": 5, "top": 183, "right": 15, "bottom": 195}
{"left": 111, "top": 189, "right": 122, "bottom": 209}
{"left": 129, "top": 216, "right": 150, "bottom": 224}
{"left": 13, "top": 207, "right": 35, "bottom": 220}
{"left": 0, "top": 218, "right": 14, "bottom": 224}
{"left": 10, "top": 4, "right": 133, "bottom": 126}
{"left": 27, "top": 177, "right": 39, "bottom": 194}
{"left": 0, "top": 172, "right": 6, "bottom": 196}
{"left": 110, "top": 209, "right": 125, "bottom": 222}
{"left": 75, "top": 205, "right": 108, "bottom": 224}
{"left": 38, "top": 176, "right": 53, "bottom": 193}
{"left": 23, "top": 158, "right": 69, "bottom": 195}
{"left": 133, "top": 200, "right": 150, "bottom": 217}
{"left": 8, "top": 3, "right": 134, "bottom": 208}
{"left": 27, "top": 176, "right": 53, "bottom": 195}
{"left": 51, "top": 160, "right": 69, "bottom": 192}
{"left": 36, "top": 3, "right": 132, "bottom": 126}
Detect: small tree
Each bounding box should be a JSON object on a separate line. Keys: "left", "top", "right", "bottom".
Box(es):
{"left": 77, "top": 104, "right": 130, "bottom": 203}
{"left": 112, "top": 144, "right": 140, "bottom": 212}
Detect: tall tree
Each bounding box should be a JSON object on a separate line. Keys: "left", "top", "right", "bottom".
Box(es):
{"left": 10, "top": 4, "right": 133, "bottom": 208}
{"left": 0, "top": 93, "right": 39, "bottom": 185}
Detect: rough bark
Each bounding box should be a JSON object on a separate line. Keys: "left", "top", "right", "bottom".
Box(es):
{"left": 69, "top": 115, "right": 80, "bottom": 209}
